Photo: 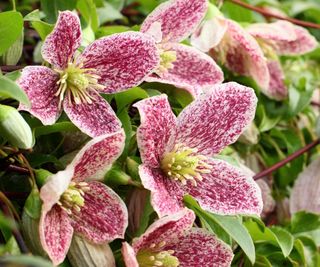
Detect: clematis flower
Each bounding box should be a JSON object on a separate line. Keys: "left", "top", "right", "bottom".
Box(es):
{"left": 122, "top": 208, "right": 233, "bottom": 267}
{"left": 247, "top": 20, "right": 318, "bottom": 100}
{"left": 18, "top": 11, "right": 159, "bottom": 137}
{"left": 140, "top": 0, "right": 224, "bottom": 97}
{"left": 191, "top": 17, "right": 270, "bottom": 96}
{"left": 134, "top": 82, "right": 263, "bottom": 217}
{"left": 39, "top": 130, "right": 128, "bottom": 265}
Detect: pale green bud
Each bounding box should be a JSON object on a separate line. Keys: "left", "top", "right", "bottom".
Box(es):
{"left": 2, "top": 30, "right": 24, "bottom": 65}
{"left": 0, "top": 104, "right": 34, "bottom": 149}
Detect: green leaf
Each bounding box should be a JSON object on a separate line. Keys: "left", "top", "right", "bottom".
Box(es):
{"left": 96, "top": 25, "right": 130, "bottom": 38}
{"left": 24, "top": 9, "right": 54, "bottom": 40}
{"left": 77, "top": 0, "right": 99, "bottom": 31}
{"left": 34, "top": 122, "right": 78, "bottom": 137}
{"left": 24, "top": 186, "right": 41, "bottom": 220}
{"left": 0, "top": 75, "right": 30, "bottom": 106}
{"left": 0, "top": 255, "right": 53, "bottom": 267}
{"left": 184, "top": 195, "right": 256, "bottom": 264}
{"left": 291, "top": 212, "right": 320, "bottom": 234}
{"left": 245, "top": 220, "right": 294, "bottom": 257}
{"left": 97, "top": 2, "right": 124, "bottom": 24}
{"left": 0, "top": 11, "right": 23, "bottom": 56}
{"left": 40, "top": 0, "right": 78, "bottom": 23}
{"left": 254, "top": 255, "right": 273, "bottom": 267}
{"left": 115, "top": 87, "right": 148, "bottom": 112}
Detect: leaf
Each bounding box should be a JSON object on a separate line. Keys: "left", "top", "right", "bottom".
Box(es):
{"left": 24, "top": 9, "right": 54, "bottom": 40}
{"left": 115, "top": 87, "right": 148, "bottom": 112}
{"left": 97, "top": 2, "right": 124, "bottom": 24}
{"left": 184, "top": 195, "right": 256, "bottom": 264}
{"left": 40, "top": 0, "right": 78, "bottom": 23}
{"left": 291, "top": 211, "right": 320, "bottom": 234}
{"left": 0, "top": 11, "right": 23, "bottom": 56}
{"left": 0, "top": 75, "right": 30, "bottom": 106}
{"left": 34, "top": 122, "right": 78, "bottom": 137}
{"left": 0, "top": 255, "right": 53, "bottom": 267}
{"left": 96, "top": 25, "right": 130, "bottom": 38}
{"left": 245, "top": 220, "right": 294, "bottom": 257}
{"left": 77, "top": 0, "right": 99, "bottom": 31}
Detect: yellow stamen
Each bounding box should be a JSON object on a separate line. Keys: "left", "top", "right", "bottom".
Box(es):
{"left": 161, "top": 144, "right": 212, "bottom": 186}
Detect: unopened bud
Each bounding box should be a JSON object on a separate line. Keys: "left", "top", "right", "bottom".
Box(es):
{"left": 104, "top": 164, "right": 132, "bottom": 186}
{"left": 68, "top": 234, "right": 115, "bottom": 267}
{"left": 0, "top": 104, "right": 33, "bottom": 149}
{"left": 34, "top": 169, "right": 53, "bottom": 187}
{"left": 126, "top": 157, "right": 140, "bottom": 181}
{"left": 2, "top": 30, "right": 24, "bottom": 65}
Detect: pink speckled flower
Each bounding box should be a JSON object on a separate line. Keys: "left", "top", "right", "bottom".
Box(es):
{"left": 247, "top": 20, "right": 318, "bottom": 100}
{"left": 18, "top": 11, "right": 159, "bottom": 137}
{"left": 122, "top": 208, "right": 233, "bottom": 267}
{"left": 191, "top": 17, "right": 270, "bottom": 95}
{"left": 140, "top": 0, "right": 224, "bottom": 97}
{"left": 134, "top": 82, "right": 263, "bottom": 217}
{"left": 39, "top": 130, "right": 128, "bottom": 265}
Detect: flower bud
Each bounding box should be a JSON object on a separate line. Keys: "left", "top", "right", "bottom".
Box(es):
{"left": 104, "top": 164, "right": 132, "bottom": 186}
{"left": 67, "top": 235, "right": 115, "bottom": 267}
{"left": 238, "top": 122, "right": 259, "bottom": 145}
{"left": 126, "top": 157, "right": 140, "bottom": 181}
{"left": 0, "top": 104, "right": 33, "bottom": 149}
{"left": 2, "top": 30, "right": 24, "bottom": 65}
{"left": 34, "top": 169, "right": 53, "bottom": 187}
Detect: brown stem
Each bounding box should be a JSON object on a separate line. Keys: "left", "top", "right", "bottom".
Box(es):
{"left": 254, "top": 138, "right": 320, "bottom": 180}
{"left": 0, "top": 201, "right": 29, "bottom": 253}
{"left": 226, "top": 0, "right": 320, "bottom": 29}
{"left": 5, "top": 165, "right": 30, "bottom": 174}
{"left": 311, "top": 101, "right": 320, "bottom": 107}
{"left": 0, "top": 65, "right": 24, "bottom": 72}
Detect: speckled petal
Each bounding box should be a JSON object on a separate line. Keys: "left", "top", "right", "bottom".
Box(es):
{"left": 71, "top": 181, "right": 128, "bottom": 243}
{"left": 274, "top": 25, "right": 318, "bottom": 55}
{"left": 40, "top": 167, "right": 74, "bottom": 214}
{"left": 139, "top": 165, "right": 184, "bottom": 217}
{"left": 213, "top": 19, "right": 269, "bottom": 90}
{"left": 41, "top": 11, "right": 81, "bottom": 69}
{"left": 266, "top": 60, "right": 287, "bottom": 100}
{"left": 39, "top": 205, "right": 73, "bottom": 266}
{"left": 122, "top": 242, "right": 139, "bottom": 267}
{"left": 141, "top": 0, "right": 208, "bottom": 43}
{"left": 247, "top": 20, "right": 297, "bottom": 43}
{"left": 191, "top": 17, "right": 228, "bottom": 53}
{"left": 134, "top": 95, "right": 177, "bottom": 168}
{"left": 77, "top": 32, "right": 159, "bottom": 93}
{"left": 290, "top": 157, "right": 320, "bottom": 215}
{"left": 145, "top": 43, "right": 223, "bottom": 97}
{"left": 70, "top": 130, "right": 125, "bottom": 182}
{"left": 63, "top": 92, "right": 122, "bottom": 138}
{"left": 166, "top": 228, "right": 234, "bottom": 267}
{"left": 132, "top": 208, "right": 195, "bottom": 251}
{"left": 18, "top": 66, "right": 61, "bottom": 125}
{"left": 176, "top": 82, "right": 257, "bottom": 156}
{"left": 186, "top": 158, "right": 263, "bottom": 215}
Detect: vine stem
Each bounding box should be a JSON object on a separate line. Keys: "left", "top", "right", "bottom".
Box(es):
{"left": 226, "top": 0, "right": 320, "bottom": 29}
{"left": 254, "top": 138, "right": 320, "bottom": 180}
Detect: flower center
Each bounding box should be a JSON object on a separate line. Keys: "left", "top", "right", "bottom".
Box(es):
{"left": 136, "top": 241, "right": 179, "bottom": 267}
{"left": 55, "top": 62, "right": 104, "bottom": 106}
{"left": 57, "top": 182, "right": 90, "bottom": 214}
{"left": 155, "top": 44, "right": 177, "bottom": 76}
{"left": 161, "top": 144, "right": 212, "bottom": 186}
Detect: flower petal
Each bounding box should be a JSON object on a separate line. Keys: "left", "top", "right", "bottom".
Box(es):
{"left": 191, "top": 17, "right": 228, "bottom": 53}
{"left": 122, "top": 242, "right": 139, "bottom": 267}
{"left": 70, "top": 130, "right": 125, "bottom": 182}
{"left": 132, "top": 208, "right": 195, "bottom": 251}
{"left": 71, "top": 181, "right": 128, "bottom": 243}
{"left": 134, "top": 95, "right": 177, "bottom": 168}
{"left": 40, "top": 167, "right": 74, "bottom": 213}
{"left": 176, "top": 82, "right": 257, "bottom": 156}
{"left": 141, "top": 0, "right": 208, "bottom": 43}
{"left": 145, "top": 43, "right": 223, "bottom": 97}
{"left": 77, "top": 31, "right": 159, "bottom": 93}
{"left": 139, "top": 165, "right": 183, "bottom": 217}
{"left": 266, "top": 60, "right": 287, "bottom": 100}
{"left": 39, "top": 205, "right": 73, "bottom": 266}
{"left": 290, "top": 157, "right": 320, "bottom": 215}
{"left": 186, "top": 158, "right": 263, "bottom": 215}
{"left": 18, "top": 66, "right": 61, "bottom": 125}
{"left": 41, "top": 11, "right": 81, "bottom": 69}
{"left": 274, "top": 25, "right": 318, "bottom": 55}
{"left": 166, "top": 228, "right": 234, "bottom": 267}
{"left": 63, "top": 92, "right": 122, "bottom": 138}
{"left": 247, "top": 20, "right": 297, "bottom": 43}
{"left": 212, "top": 19, "right": 269, "bottom": 90}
